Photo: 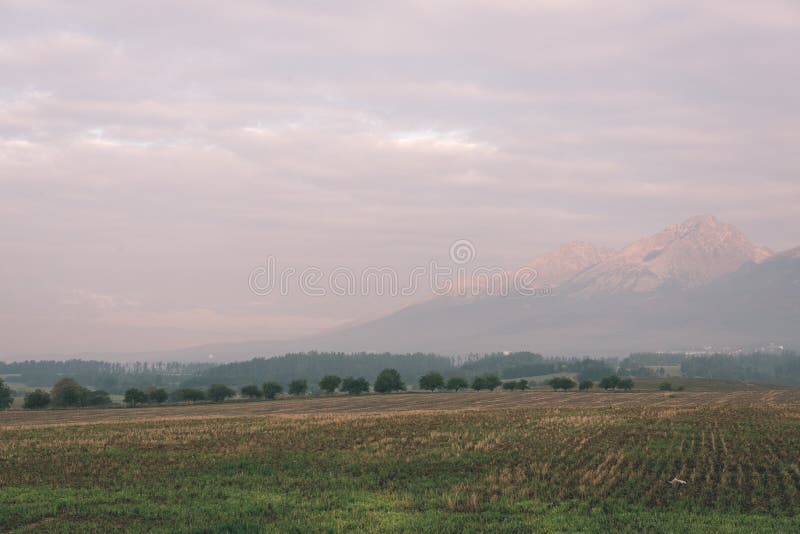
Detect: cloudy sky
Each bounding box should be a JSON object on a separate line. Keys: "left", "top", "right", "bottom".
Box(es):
{"left": 1, "top": 1, "right": 799, "bottom": 356}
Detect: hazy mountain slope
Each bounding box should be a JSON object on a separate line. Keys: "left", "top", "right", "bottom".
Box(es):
{"left": 521, "top": 241, "right": 615, "bottom": 288}
{"left": 456, "top": 241, "right": 613, "bottom": 295}
{"left": 302, "top": 250, "right": 799, "bottom": 355}
{"left": 296, "top": 216, "right": 793, "bottom": 356}
{"left": 679, "top": 248, "right": 800, "bottom": 338}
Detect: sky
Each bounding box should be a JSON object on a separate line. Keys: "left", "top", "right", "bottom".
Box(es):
{"left": 1, "top": 0, "right": 799, "bottom": 356}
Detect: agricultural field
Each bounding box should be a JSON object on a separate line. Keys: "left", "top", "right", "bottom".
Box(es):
{"left": 628, "top": 377, "right": 789, "bottom": 392}
{"left": 2, "top": 390, "right": 800, "bottom": 532}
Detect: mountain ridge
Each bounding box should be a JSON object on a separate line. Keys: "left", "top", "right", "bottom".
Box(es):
{"left": 533, "top": 215, "right": 773, "bottom": 296}
{"left": 295, "top": 215, "right": 795, "bottom": 356}
{"left": 6, "top": 216, "right": 796, "bottom": 361}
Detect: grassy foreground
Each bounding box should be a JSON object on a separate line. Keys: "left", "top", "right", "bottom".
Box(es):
{"left": 2, "top": 391, "right": 800, "bottom": 532}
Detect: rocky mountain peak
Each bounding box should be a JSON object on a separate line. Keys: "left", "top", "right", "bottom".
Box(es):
{"left": 566, "top": 215, "right": 773, "bottom": 294}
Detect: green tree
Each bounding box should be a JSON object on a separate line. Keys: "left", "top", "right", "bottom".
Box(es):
{"left": 262, "top": 381, "right": 283, "bottom": 400}
{"left": 240, "top": 385, "right": 263, "bottom": 398}
{"left": 618, "top": 378, "right": 634, "bottom": 391}
{"left": 502, "top": 381, "right": 517, "bottom": 390}
{"left": 179, "top": 388, "right": 206, "bottom": 402}
{"left": 471, "top": 376, "right": 487, "bottom": 390}
{"left": 484, "top": 374, "right": 501, "bottom": 391}
{"left": 548, "top": 377, "right": 576, "bottom": 391}
{"left": 579, "top": 380, "right": 594, "bottom": 391}
{"left": 516, "top": 379, "right": 528, "bottom": 390}
{"left": 0, "top": 378, "right": 12, "bottom": 410}
{"left": 124, "top": 388, "right": 147, "bottom": 407}
{"left": 85, "top": 390, "right": 112, "bottom": 406}
{"left": 318, "top": 375, "right": 342, "bottom": 394}
{"left": 445, "top": 377, "right": 469, "bottom": 391}
{"left": 23, "top": 389, "right": 51, "bottom": 409}
{"left": 288, "top": 379, "right": 308, "bottom": 396}
{"left": 659, "top": 382, "right": 673, "bottom": 391}
{"left": 574, "top": 358, "right": 616, "bottom": 382}
{"left": 599, "top": 375, "right": 621, "bottom": 390}
{"left": 51, "top": 378, "right": 88, "bottom": 407}
{"left": 374, "top": 369, "right": 404, "bottom": 393}
{"left": 208, "top": 384, "right": 235, "bottom": 402}
{"left": 341, "top": 376, "right": 370, "bottom": 395}
{"left": 147, "top": 387, "right": 168, "bottom": 403}
{"left": 419, "top": 372, "right": 445, "bottom": 391}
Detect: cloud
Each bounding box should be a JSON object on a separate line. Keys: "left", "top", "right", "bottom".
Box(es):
{"left": 0, "top": 0, "right": 798, "bottom": 354}
{"left": 62, "top": 289, "right": 133, "bottom": 312}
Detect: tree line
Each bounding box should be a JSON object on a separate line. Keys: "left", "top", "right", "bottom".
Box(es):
{"left": 6, "top": 349, "right": 797, "bottom": 408}
{"left": 1, "top": 370, "right": 638, "bottom": 411}
{"left": 14, "top": 378, "right": 113, "bottom": 409}
{"left": 181, "top": 352, "right": 455, "bottom": 389}
{"left": 184, "top": 351, "right": 620, "bottom": 388}
{"left": 460, "top": 352, "right": 616, "bottom": 382}
{"left": 545, "top": 375, "right": 634, "bottom": 391}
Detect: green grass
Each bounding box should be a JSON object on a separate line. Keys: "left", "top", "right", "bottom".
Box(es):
{"left": 631, "top": 376, "right": 788, "bottom": 391}
{"left": 2, "top": 393, "right": 800, "bottom": 532}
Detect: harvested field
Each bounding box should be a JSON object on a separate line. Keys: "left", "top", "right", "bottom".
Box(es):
{"left": 2, "top": 390, "right": 800, "bottom": 532}
{"left": 2, "top": 389, "right": 798, "bottom": 428}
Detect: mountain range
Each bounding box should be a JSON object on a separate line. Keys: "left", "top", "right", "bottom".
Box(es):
{"left": 290, "top": 214, "right": 799, "bottom": 357}
{"left": 539, "top": 215, "right": 772, "bottom": 295}
{"left": 17, "top": 215, "right": 800, "bottom": 361}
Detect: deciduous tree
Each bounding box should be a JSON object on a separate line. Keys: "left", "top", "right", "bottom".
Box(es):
{"left": 599, "top": 375, "right": 621, "bottom": 390}
{"left": 471, "top": 376, "right": 487, "bottom": 390}
{"left": 445, "top": 377, "right": 469, "bottom": 391}
{"left": 23, "top": 389, "right": 51, "bottom": 409}
{"left": 318, "top": 375, "right": 342, "bottom": 394}
{"left": 208, "top": 384, "right": 236, "bottom": 402}
{"left": 0, "top": 378, "right": 12, "bottom": 410}
{"left": 147, "top": 387, "right": 169, "bottom": 403}
{"left": 288, "top": 379, "right": 308, "bottom": 396}
{"left": 262, "top": 382, "right": 283, "bottom": 400}
{"left": 86, "top": 390, "right": 112, "bottom": 406}
{"left": 374, "top": 369, "right": 404, "bottom": 393}
{"left": 618, "top": 378, "right": 634, "bottom": 391}
{"left": 548, "top": 377, "right": 576, "bottom": 391}
{"left": 124, "top": 388, "right": 147, "bottom": 407}
{"left": 179, "top": 388, "right": 206, "bottom": 402}
{"left": 419, "top": 372, "right": 445, "bottom": 391}
{"left": 240, "top": 385, "right": 263, "bottom": 398}
{"left": 51, "top": 378, "right": 88, "bottom": 407}
{"left": 341, "top": 376, "right": 370, "bottom": 395}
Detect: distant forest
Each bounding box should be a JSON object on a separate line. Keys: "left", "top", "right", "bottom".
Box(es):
{"left": 179, "top": 351, "right": 623, "bottom": 388}
{"left": 0, "top": 360, "right": 212, "bottom": 394}
{"left": 622, "top": 351, "right": 800, "bottom": 386}
{"left": 2, "top": 350, "right": 800, "bottom": 393}
{"left": 459, "top": 352, "right": 615, "bottom": 382}
{"left": 181, "top": 352, "right": 454, "bottom": 388}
